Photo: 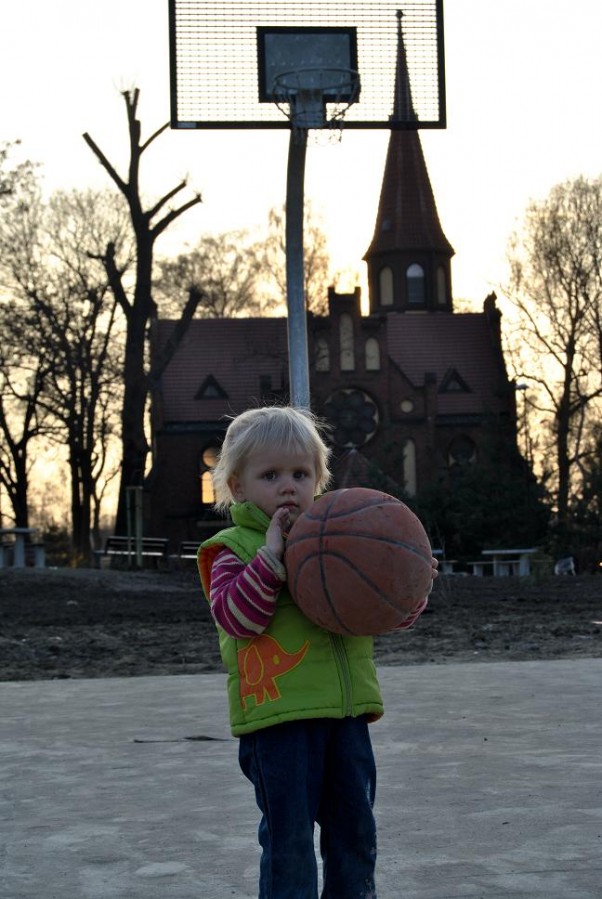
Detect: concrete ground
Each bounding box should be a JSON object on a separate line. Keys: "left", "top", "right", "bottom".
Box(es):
{"left": 1, "top": 659, "right": 601, "bottom": 899}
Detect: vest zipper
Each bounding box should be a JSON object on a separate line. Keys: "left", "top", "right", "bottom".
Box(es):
{"left": 330, "top": 634, "right": 353, "bottom": 716}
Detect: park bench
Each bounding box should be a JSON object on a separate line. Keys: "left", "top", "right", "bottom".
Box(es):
{"left": 94, "top": 535, "right": 169, "bottom": 568}
{"left": 0, "top": 529, "right": 46, "bottom": 568}
{"left": 168, "top": 529, "right": 226, "bottom": 568}
{"left": 166, "top": 540, "right": 199, "bottom": 570}
{"left": 466, "top": 549, "right": 537, "bottom": 577}
{"left": 467, "top": 559, "right": 495, "bottom": 577}
{"left": 481, "top": 548, "right": 536, "bottom": 576}
{"left": 177, "top": 540, "right": 201, "bottom": 560}
{"left": 0, "top": 542, "right": 12, "bottom": 568}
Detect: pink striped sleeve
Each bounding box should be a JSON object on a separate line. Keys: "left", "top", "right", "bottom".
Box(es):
{"left": 209, "top": 546, "right": 285, "bottom": 638}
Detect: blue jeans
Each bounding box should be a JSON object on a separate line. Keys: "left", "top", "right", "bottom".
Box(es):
{"left": 238, "top": 716, "right": 377, "bottom": 899}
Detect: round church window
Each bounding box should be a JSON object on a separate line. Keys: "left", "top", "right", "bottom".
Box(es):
{"left": 323, "top": 389, "right": 379, "bottom": 448}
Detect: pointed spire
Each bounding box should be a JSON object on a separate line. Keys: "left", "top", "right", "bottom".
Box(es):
{"left": 364, "top": 12, "right": 454, "bottom": 259}
{"left": 393, "top": 10, "right": 416, "bottom": 124}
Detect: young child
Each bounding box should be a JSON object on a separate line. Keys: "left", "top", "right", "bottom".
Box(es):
{"left": 197, "top": 405, "right": 433, "bottom": 899}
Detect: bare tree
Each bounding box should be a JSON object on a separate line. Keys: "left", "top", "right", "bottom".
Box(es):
{"left": 569, "top": 423, "right": 602, "bottom": 569}
{"left": 40, "top": 189, "right": 129, "bottom": 558}
{"left": 0, "top": 340, "right": 51, "bottom": 529}
{"left": 259, "top": 203, "right": 331, "bottom": 315}
{"left": 0, "top": 144, "right": 49, "bottom": 528}
{"left": 0, "top": 140, "right": 37, "bottom": 200}
{"left": 505, "top": 175, "right": 602, "bottom": 534}
{"left": 155, "top": 230, "right": 276, "bottom": 318}
{"left": 83, "top": 88, "right": 204, "bottom": 533}
{"left": 0, "top": 179, "right": 130, "bottom": 558}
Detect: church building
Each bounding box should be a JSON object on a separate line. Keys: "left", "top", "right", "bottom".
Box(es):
{"left": 146, "top": 115, "right": 517, "bottom": 547}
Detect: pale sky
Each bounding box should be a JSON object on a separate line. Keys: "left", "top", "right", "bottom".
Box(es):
{"left": 3, "top": 0, "right": 602, "bottom": 309}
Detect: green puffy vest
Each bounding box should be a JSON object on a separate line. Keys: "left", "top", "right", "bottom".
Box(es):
{"left": 198, "top": 501, "right": 384, "bottom": 736}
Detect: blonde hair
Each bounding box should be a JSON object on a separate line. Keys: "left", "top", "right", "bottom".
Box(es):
{"left": 211, "top": 406, "right": 331, "bottom": 514}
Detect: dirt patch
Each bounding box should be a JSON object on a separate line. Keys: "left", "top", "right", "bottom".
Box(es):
{"left": 1, "top": 567, "right": 601, "bottom": 682}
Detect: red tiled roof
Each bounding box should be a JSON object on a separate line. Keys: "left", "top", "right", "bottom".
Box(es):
{"left": 155, "top": 318, "right": 290, "bottom": 422}
{"left": 364, "top": 129, "right": 455, "bottom": 258}
{"left": 386, "top": 312, "right": 506, "bottom": 413}
{"left": 156, "top": 308, "right": 507, "bottom": 426}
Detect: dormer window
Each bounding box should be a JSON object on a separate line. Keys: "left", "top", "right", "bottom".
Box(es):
{"left": 439, "top": 368, "right": 471, "bottom": 394}
{"left": 194, "top": 374, "right": 227, "bottom": 400}
{"left": 406, "top": 264, "right": 425, "bottom": 305}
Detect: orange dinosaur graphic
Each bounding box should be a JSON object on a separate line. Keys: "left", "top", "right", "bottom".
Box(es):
{"left": 238, "top": 634, "right": 310, "bottom": 709}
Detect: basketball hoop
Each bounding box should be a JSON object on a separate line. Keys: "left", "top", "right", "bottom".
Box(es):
{"left": 170, "top": 2, "right": 447, "bottom": 130}
{"left": 169, "top": 2, "right": 447, "bottom": 410}
{"left": 272, "top": 67, "right": 360, "bottom": 142}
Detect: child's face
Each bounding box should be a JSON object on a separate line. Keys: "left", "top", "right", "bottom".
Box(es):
{"left": 228, "top": 447, "right": 317, "bottom": 525}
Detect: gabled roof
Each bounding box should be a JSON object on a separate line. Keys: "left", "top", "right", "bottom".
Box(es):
{"left": 385, "top": 312, "right": 507, "bottom": 415}
{"left": 155, "top": 308, "right": 508, "bottom": 427}
{"left": 155, "top": 317, "right": 289, "bottom": 422}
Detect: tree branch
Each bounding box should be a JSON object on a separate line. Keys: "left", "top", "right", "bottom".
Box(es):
{"left": 82, "top": 132, "right": 127, "bottom": 194}
{"left": 151, "top": 194, "right": 203, "bottom": 241}
{"left": 150, "top": 286, "right": 205, "bottom": 382}
{"left": 141, "top": 122, "right": 170, "bottom": 154}
{"left": 147, "top": 179, "right": 190, "bottom": 220}
{"left": 98, "top": 242, "right": 132, "bottom": 318}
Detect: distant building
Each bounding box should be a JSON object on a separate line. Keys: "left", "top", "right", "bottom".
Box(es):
{"left": 147, "top": 118, "right": 517, "bottom": 547}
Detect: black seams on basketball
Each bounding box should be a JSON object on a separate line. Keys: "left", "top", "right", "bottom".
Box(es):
{"left": 285, "top": 487, "right": 432, "bottom": 636}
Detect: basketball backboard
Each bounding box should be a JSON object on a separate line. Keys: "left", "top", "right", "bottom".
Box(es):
{"left": 168, "top": 0, "right": 445, "bottom": 131}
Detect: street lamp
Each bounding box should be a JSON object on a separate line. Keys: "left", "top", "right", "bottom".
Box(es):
{"left": 514, "top": 382, "right": 532, "bottom": 470}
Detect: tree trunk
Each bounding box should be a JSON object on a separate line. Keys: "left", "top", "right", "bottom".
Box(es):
{"left": 83, "top": 89, "right": 202, "bottom": 538}
{"left": 12, "top": 457, "right": 29, "bottom": 529}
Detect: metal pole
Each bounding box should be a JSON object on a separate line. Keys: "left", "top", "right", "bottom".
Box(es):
{"left": 125, "top": 486, "right": 133, "bottom": 567}
{"left": 285, "top": 129, "right": 310, "bottom": 409}
{"left": 134, "top": 486, "right": 143, "bottom": 569}
{"left": 125, "top": 485, "right": 143, "bottom": 568}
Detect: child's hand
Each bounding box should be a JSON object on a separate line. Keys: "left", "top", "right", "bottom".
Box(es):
{"left": 428, "top": 556, "right": 439, "bottom": 594}
{"left": 265, "top": 507, "right": 291, "bottom": 559}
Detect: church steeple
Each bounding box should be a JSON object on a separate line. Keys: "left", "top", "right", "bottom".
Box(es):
{"left": 364, "top": 11, "right": 454, "bottom": 315}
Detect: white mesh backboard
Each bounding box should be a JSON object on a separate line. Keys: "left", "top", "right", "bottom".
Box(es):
{"left": 169, "top": 0, "right": 446, "bottom": 130}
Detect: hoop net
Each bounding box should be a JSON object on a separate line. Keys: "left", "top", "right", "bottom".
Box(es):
{"left": 272, "top": 67, "right": 360, "bottom": 143}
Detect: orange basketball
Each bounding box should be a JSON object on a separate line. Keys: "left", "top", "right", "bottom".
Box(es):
{"left": 285, "top": 487, "right": 432, "bottom": 636}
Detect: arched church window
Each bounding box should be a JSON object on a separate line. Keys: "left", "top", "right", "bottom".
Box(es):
{"left": 339, "top": 313, "right": 355, "bottom": 371}
{"left": 402, "top": 439, "right": 417, "bottom": 496}
{"left": 201, "top": 471, "right": 215, "bottom": 505}
{"left": 315, "top": 337, "right": 330, "bottom": 372}
{"left": 365, "top": 337, "right": 380, "bottom": 371}
{"left": 406, "top": 263, "right": 425, "bottom": 305}
{"left": 436, "top": 266, "right": 447, "bottom": 306}
{"left": 379, "top": 266, "right": 394, "bottom": 306}
{"left": 199, "top": 445, "right": 219, "bottom": 505}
